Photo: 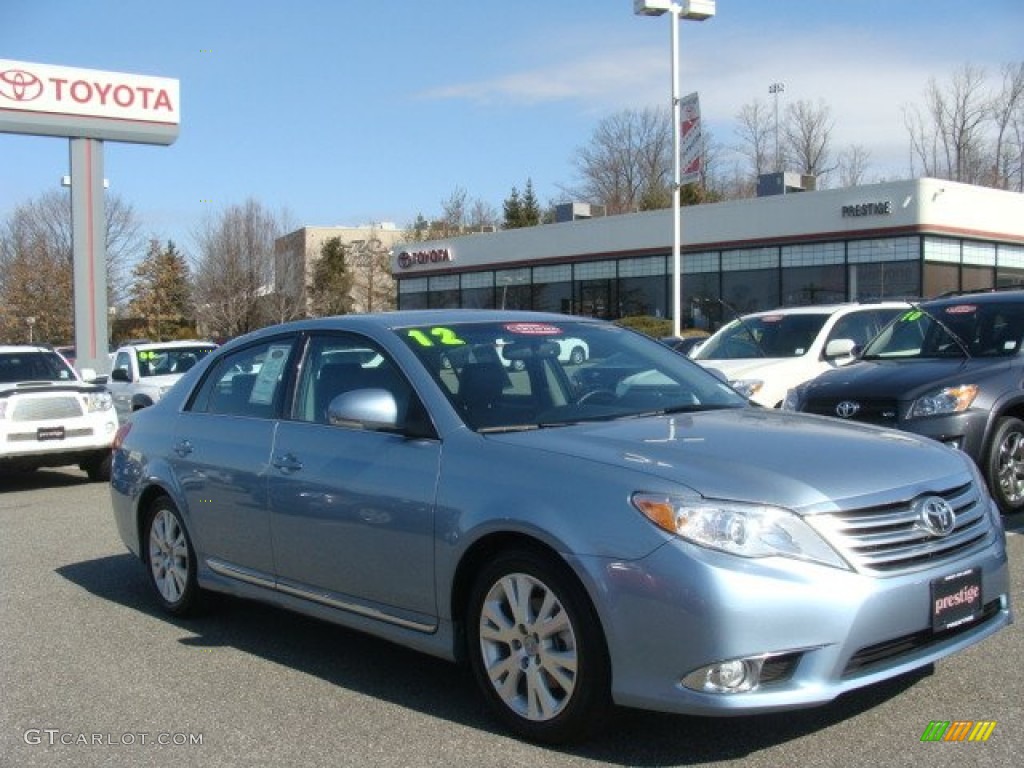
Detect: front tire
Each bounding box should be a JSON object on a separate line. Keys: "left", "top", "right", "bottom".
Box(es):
{"left": 466, "top": 548, "right": 610, "bottom": 744}
{"left": 986, "top": 416, "right": 1024, "bottom": 513}
{"left": 144, "top": 496, "right": 202, "bottom": 615}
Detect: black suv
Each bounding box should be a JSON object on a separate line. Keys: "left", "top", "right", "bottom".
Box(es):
{"left": 783, "top": 290, "right": 1024, "bottom": 513}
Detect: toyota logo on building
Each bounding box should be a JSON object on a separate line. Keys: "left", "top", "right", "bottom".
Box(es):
{"left": 915, "top": 495, "right": 956, "bottom": 537}
{"left": 0, "top": 69, "right": 43, "bottom": 102}
{"left": 835, "top": 400, "right": 860, "bottom": 418}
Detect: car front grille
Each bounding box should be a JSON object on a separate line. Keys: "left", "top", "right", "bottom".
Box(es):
{"left": 802, "top": 397, "right": 899, "bottom": 426}
{"left": 808, "top": 482, "right": 993, "bottom": 574}
{"left": 11, "top": 397, "right": 84, "bottom": 421}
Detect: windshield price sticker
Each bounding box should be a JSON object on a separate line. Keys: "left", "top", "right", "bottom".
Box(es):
{"left": 945, "top": 305, "right": 977, "bottom": 315}
{"left": 901, "top": 310, "right": 924, "bottom": 322}
{"left": 407, "top": 328, "right": 466, "bottom": 347}
{"left": 503, "top": 323, "right": 562, "bottom": 335}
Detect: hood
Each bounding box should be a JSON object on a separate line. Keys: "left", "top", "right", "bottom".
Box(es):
{"left": 0, "top": 381, "right": 99, "bottom": 397}
{"left": 697, "top": 357, "right": 805, "bottom": 381}
{"left": 136, "top": 373, "right": 184, "bottom": 389}
{"left": 487, "top": 408, "right": 971, "bottom": 513}
{"left": 802, "top": 357, "right": 1011, "bottom": 400}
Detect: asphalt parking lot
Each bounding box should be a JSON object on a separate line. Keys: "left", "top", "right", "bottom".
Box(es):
{"left": 1, "top": 468, "right": 1022, "bottom": 768}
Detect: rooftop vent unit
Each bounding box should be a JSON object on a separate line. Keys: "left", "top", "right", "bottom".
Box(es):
{"left": 555, "top": 202, "right": 607, "bottom": 223}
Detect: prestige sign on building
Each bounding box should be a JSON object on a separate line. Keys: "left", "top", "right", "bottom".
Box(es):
{"left": 0, "top": 58, "right": 179, "bottom": 144}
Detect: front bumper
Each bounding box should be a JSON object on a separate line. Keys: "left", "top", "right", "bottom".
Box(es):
{"left": 576, "top": 533, "right": 1011, "bottom": 716}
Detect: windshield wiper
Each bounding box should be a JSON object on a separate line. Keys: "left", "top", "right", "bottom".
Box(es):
{"left": 906, "top": 301, "right": 973, "bottom": 359}
{"left": 718, "top": 298, "right": 766, "bottom": 357}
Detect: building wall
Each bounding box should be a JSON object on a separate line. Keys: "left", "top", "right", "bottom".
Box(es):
{"left": 275, "top": 224, "right": 405, "bottom": 315}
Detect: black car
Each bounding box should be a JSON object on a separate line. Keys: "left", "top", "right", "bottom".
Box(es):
{"left": 783, "top": 290, "right": 1024, "bottom": 514}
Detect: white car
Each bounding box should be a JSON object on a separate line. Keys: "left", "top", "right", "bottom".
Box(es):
{"left": 0, "top": 345, "right": 118, "bottom": 480}
{"left": 108, "top": 340, "right": 217, "bottom": 419}
{"left": 692, "top": 303, "right": 909, "bottom": 408}
{"left": 497, "top": 336, "right": 589, "bottom": 369}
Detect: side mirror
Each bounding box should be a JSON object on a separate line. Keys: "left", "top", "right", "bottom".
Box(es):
{"left": 110, "top": 368, "right": 131, "bottom": 382}
{"left": 824, "top": 338, "right": 857, "bottom": 360}
{"left": 327, "top": 388, "right": 399, "bottom": 431}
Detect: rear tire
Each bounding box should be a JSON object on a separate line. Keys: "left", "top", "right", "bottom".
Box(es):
{"left": 986, "top": 417, "right": 1024, "bottom": 513}
{"left": 466, "top": 548, "right": 610, "bottom": 744}
{"left": 144, "top": 496, "right": 203, "bottom": 616}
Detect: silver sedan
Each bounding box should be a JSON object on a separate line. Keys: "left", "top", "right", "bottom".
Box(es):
{"left": 110, "top": 310, "right": 1012, "bottom": 744}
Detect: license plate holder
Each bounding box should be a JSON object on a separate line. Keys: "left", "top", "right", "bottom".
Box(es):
{"left": 931, "top": 568, "right": 982, "bottom": 632}
{"left": 37, "top": 426, "right": 66, "bottom": 441}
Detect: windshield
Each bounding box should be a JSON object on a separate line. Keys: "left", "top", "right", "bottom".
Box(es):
{"left": 137, "top": 345, "right": 216, "bottom": 377}
{"left": 695, "top": 312, "right": 831, "bottom": 360}
{"left": 396, "top": 320, "right": 747, "bottom": 431}
{"left": 862, "top": 302, "right": 1024, "bottom": 359}
{"left": 0, "top": 351, "right": 77, "bottom": 384}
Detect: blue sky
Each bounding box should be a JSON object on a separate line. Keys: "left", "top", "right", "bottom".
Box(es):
{"left": 2, "top": 0, "right": 1022, "bottom": 257}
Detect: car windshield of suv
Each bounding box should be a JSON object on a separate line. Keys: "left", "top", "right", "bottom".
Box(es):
{"left": 137, "top": 345, "right": 216, "bottom": 377}
{"left": 861, "top": 302, "right": 1024, "bottom": 359}
{"left": 395, "top": 320, "right": 746, "bottom": 431}
{"left": 0, "top": 351, "right": 77, "bottom": 384}
{"left": 695, "top": 312, "right": 831, "bottom": 360}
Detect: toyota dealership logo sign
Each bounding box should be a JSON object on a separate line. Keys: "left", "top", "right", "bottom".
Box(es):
{"left": 0, "top": 69, "right": 44, "bottom": 102}
{"left": 0, "top": 59, "right": 179, "bottom": 126}
{"left": 397, "top": 248, "right": 454, "bottom": 270}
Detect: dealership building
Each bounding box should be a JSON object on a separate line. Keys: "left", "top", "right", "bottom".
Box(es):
{"left": 391, "top": 178, "right": 1024, "bottom": 329}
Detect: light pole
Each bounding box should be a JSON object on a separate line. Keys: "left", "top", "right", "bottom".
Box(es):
{"left": 26, "top": 316, "right": 36, "bottom": 344}
{"left": 769, "top": 81, "right": 785, "bottom": 172}
{"left": 633, "top": 0, "right": 715, "bottom": 338}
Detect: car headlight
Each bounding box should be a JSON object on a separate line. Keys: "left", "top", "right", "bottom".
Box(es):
{"left": 908, "top": 384, "right": 978, "bottom": 419}
{"left": 85, "top": 392, "right": 113, "bottom": 412}
{"left": 729, "top": 379, "right": 763, "bottom": 399}
{"left": 631, "top": 493, "right": 849, "bottom": 569}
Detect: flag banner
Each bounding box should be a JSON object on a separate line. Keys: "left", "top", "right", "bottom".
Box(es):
{"left": 680, "top": 91, "right": 701, "bottom": 186}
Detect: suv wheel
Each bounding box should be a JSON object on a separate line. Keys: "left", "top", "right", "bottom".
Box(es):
{"left": 986, "top": 416, "right": 1024, "bottom": 513}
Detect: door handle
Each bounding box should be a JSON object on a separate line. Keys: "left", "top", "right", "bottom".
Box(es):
{"left": 174, "top": 439, "right": 193, "bottom": 457}
{"left": 272, "top": 453, "right": 303, "bottom": 473}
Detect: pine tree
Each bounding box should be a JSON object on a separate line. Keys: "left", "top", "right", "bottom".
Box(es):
{"left": 128, "top": 240, "right": 194, "bottom": 340}
{"left": 308, "top": 237, "right": 354, "bottom": 317}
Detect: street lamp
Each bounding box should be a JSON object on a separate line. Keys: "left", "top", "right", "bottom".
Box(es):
{"left": 26, "top": 316, "right": 36, "bottom": 344}
{"left": 633, "top": 0, "right": 715, "bottom": 338}
{"left": 769, "top": 82, "right": 785, "bottom": 172}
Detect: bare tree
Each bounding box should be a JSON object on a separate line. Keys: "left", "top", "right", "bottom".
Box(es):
{"left": 906, "top": 64, "right": 991, "bottom": 183}
{"left": 564, "top": 107, "right": 672, "bottom": 214}
{"left": 467, "top": 198, "right": 499, "bottom": 231}
{"left": 192, "top": 198, "right": 287, "bottom": 338}
{"left": 990, "top": 61, "right": 1024, "bottom": 190}
{"left": 836, "top": 144, "right": 873, "bottom": 187}
{"left": 0, "top": 190, "right": 142, "bottom": 343}
{"left": 348, "top": 229, "right": 396, "bottom": 313}
{"left": 441, "top": 187, "right": 468, "bottom": 236}
{"left": 782, "top": 98, "right": 835, "bottom": 184}
{"left": 734, "top": 99, "right": 775, "bottom": 181}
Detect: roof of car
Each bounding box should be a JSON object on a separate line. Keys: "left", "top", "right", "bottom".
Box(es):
{"left": 924, "top": 289, "right": 1024, "bottom": 305}
{"left": 119, "top": 339, "right": 218, "bottom": 351}
{"left": 0, "top": 345, "right": 60, "bottom": 354}
{"left": 736, "top": 302, "right": 910, "bottom": 318}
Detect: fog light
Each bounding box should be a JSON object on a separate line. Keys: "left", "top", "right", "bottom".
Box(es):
{"left": 683, "top": 657, "right": 764, "bottom": 693}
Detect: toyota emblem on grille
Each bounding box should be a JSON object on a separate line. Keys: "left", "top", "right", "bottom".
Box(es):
{"left": 835, "top": 400, "right": 860, "bottom": 418}
{"left": 916, "top": 496, "right": 956, "bottom": 537}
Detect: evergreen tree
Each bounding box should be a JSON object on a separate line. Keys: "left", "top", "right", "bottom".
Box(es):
{"left": 503, "top": 187, "right": 523, "bottom": 229}
{"left": 520, "top": 179, "right": 541, "bottom": 226}
{"left": 308, "top": 237, "right": 354, "bottom": 317}
{"left": 128, "top": 240, "right": 193, "bottom": 340}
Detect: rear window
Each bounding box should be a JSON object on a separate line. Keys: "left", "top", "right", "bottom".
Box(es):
{"left": 695, "top": 313, "right": 831, "bottom": 360}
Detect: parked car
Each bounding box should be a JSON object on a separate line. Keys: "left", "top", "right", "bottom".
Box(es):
{"left": 660, "top": 335, "right": 707, "bottom": 357}
{"left": 497, "top": 335, "right": 589, "bottom": 369}
{"left": 107, "top": 340, "right": 217, "bottom": 419}
{"left": 692, "top": 302, "right": 908, "bottom": 407}
{"left": 0, "top": 345, "right": 117, "bottom": 480}
{"left": 110, "top": 310, "right": 1010, "bottom": 744}
{"left": 783, "top": 290, "right": 1024, "bottom": 514}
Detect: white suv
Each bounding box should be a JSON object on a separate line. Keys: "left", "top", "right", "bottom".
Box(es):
{"left": 108, "top": 340, "right": 217, "bottom": 420}
{"left": 0, "top": 345, "right": 118, "bottom": 480}
{"left": 692, "top": 303, "right": 908, "bottom": 408}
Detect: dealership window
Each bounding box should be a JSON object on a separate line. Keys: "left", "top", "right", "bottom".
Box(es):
{"left": 461, "top": 271, "right": 495, "bottom": 309}
{"left": 848, "top": 236, "right": 921, "bottom": 300}
{"left": 682, "top": 251, "right": 720, "bottom": 329}
{"left": 781, "top": 242, "right": 845, "bottom": 305}
{"left": 427, "top": 275, "right": 460, "bottom": 309}
{"left": 575, "top": 261, "right": 617, "bottom": 319}
{"left": 618, "top": 256, "right": 667, "bottom": 318}
{"left": 496, "top": 268, "right": 532, "bottom": 310}
{"left": 722, "top": 247, "right": 779, "bottom": 313}
{"left": 962, "top": 241, "right": 995, "bottom": 292}
{"left": 923, "top": 236, "right": 961, "bottom": 297}
{"left": 397, "top": 277, "right": 429, "bottom": 310}
{"left": 998, "top": 244, "right": 1024, "bottom": 287}
{"left": 533, "top": 264, "right": 572, "bottom": 314}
